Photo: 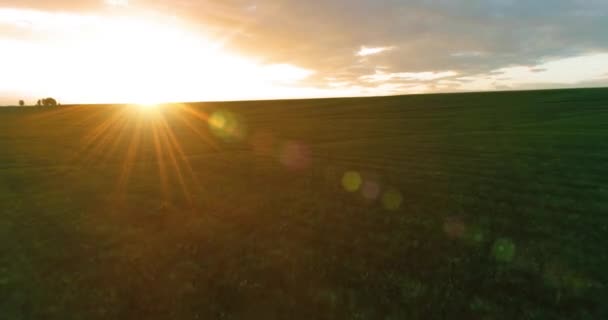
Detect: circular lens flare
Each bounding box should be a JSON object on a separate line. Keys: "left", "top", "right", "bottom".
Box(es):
{"left": 342, "top": 171, "right": 362, "bottom": 192}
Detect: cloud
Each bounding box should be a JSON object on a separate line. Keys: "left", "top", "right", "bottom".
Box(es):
{"left": 500, "top": 53, "right": 608, "bottom": 85}
{"left": 530, "top": 67, "right": 547, "bottom": 73}
{"left": 169, "top": 0, "right": 607, "bottom": 94}
{"left": 442, "top": 53, "right": 608, "bottom": 92}
{"left": 356, "top": 46, "right": 394, "bottom": 57}
{"left": 451, "top": 51, "right": 485, "bottom": 58}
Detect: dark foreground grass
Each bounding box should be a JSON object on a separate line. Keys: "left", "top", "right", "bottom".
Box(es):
{"left": 1, "top": 88, "right": 607, "bottom": 319}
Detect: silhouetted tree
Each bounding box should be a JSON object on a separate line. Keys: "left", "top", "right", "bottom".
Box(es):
{"left": 36, "top": 99, "right": 41, "bottom": 106}
{"left": 19, "top": 100, "right": 24, "bottom": 107}
{"left": 41, "top": 98, "right": 58, "bottom": 107}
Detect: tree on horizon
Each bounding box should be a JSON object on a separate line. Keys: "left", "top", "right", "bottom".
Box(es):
{"left": 41, "top": 98, "right": 58, "bottom": 107}
{"left": 19, "top": 100, "right": 24, "bottom": 107}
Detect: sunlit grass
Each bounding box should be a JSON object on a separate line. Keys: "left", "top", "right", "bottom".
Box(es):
{"left": 45, "top": 102, "right": 210, "bottom": 206}
{"left": 2, "top": 88, "right": 607, "bottom": 319}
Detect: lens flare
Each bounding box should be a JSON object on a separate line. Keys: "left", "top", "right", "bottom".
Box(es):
{"left": 51, "top": 103, "right": 216, "bottom": 207}
{"left": 361, "top": 180, "right": 381, "bottom": 200}
{"left": 208, "top": 110, "right": 245, "bottom": 141}
{"left": 279, "top": 141, "right": 311, "bottom": 170}
{"left": 342, "top": 171, "right": 362, "bottom": 192}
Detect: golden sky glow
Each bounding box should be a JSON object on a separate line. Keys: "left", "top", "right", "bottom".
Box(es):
{"left": 0, "top": 8, "right": 334, "bottom": 104}
{"left": 1, "top": 1, "right": 608, "bottom": 105}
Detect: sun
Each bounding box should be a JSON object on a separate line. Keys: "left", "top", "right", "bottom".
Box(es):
{"left": 137, "top": 102, "right": 160, "bottom": 109}
{"left": 133, "top": 102, "right": 163, "bottom": 114}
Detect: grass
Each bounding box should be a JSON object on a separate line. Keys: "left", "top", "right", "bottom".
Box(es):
{"left": 1, "top": 88, "right": 607, "bottom": 319}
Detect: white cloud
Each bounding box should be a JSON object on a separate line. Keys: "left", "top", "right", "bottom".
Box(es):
{"left": 356, "top": 46, "right": 393, "bottom": 57}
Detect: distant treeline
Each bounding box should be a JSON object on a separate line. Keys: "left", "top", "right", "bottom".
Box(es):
{"left": 17, "top": 97, "right": 60, "bottom": 107}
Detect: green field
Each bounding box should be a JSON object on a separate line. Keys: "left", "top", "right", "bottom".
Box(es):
{"left": 1, "top": 88, "right": 607, "bottom": 319}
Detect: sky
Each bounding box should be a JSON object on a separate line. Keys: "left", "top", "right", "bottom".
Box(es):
{"left": 1, "top": 0, "right": 608, "bottom": 104}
